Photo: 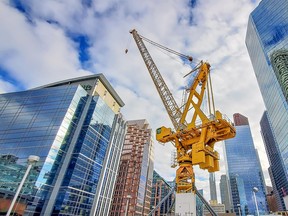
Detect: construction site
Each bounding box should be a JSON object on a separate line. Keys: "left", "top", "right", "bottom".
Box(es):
{"left": 2, "top": 1, "right": 287, "bottom": 214}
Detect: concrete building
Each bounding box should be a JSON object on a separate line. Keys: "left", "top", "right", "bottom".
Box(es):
{"left": 246, "top": 0, "right": 288, "bottom": 209}
{"left": 203, "top": 200, "right": 225, "bottom": 215}
{"left": 223, "top": 113, "right": 268, "bottom": 215}
{"left": 0, "top": 74, "right": 126, "bottom": 215}
{"left": 220, "top": 175, "right": 232, "bottom": 212}
{"left": 109, "top": 119, "right": 154, "bottom": 216}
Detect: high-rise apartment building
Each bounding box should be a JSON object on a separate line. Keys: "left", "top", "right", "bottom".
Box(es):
{"left": 223, "top": 113, "right": 268, "bottom": 215}
{"left": 209, "top": 173, "right": 217, "bottom": 202}
{"left": 110, "top": 119, "right": 154, "bottom": 216}
{"left": 246, "top": 0, "right": 288, "bottom": 207}
{"left": 150, "top": 170, "right": 174, "bottom": 215}
{"left": 0, "top": 74, "right": 126, "bottom": 215}
{"left": 260, "top": 111, "right": 287, "bottom": 210}
{"left": 219, "top": 175, "right": 232, "bottom": 212}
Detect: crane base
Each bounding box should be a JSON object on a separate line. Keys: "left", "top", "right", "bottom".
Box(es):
{"left": 175, "top": 193, "right": 196, "bottom": 215}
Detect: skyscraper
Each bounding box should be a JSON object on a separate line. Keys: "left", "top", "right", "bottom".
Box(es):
{"left": 109, "top": 119, "right": 154, "bottom": 216}
{"left": 209, "top": 173, "right": 217, "bottom": 202}
{"left": 246, "top": 0, "right": 288, "bottom": 206}
{"left": 0, "top": 74, "right": 126, "bottom": 215}
{"left": 223, "top": 113, "right": 268, "bottom": 215}
{"left": 260, "top": 111, "right": 287, "bottom": 210}
{"left": 233, "top": 113, "right": 249, "bottom": 126}
{"left": 219, "top": 175, "right": 232, "bottom": 212}
{"left": 150, "top": 170, "right": 174, "bottom": 215}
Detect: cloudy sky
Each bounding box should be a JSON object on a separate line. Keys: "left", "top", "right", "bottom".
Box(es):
{"left": 0, "top": 0, "right": 267, "bottom": 201}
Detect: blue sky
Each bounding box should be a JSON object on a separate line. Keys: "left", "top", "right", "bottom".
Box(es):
{"left": 0, "top": 0, "right": 266, "bottom": 200}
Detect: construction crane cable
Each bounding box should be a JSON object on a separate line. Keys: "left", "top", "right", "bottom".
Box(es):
{"left": 138, "top": 32, "right": 203, "bottom": 76}
{"left": 139, "top": 33, "right": 193, "bottom": 62}
{"left": 149, "top": 42, "right": 192, "bottom": 70}
{"left": 208, "top": 72, "right": 216, "bottom": 115}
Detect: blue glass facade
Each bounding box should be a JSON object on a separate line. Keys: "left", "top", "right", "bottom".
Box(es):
{"left": 224, "top": 124, "right": 268, "bottom": 215}
{"left": 150, "top": 170, "right": 174, "bottom": 215}
{"left": 246, "top": 0, "right": 288, "bottom": 205}
{"left": 260, "top": 111, "right": 287, "bottom": 210}
{"left": 49, "top": 96, "right": 116, "bottom": 215}
{"left": 0, "top": 74, "right": 126, "bottom": 215}
{"left": 196, "top": 189, "right": 204, "bottom": 216}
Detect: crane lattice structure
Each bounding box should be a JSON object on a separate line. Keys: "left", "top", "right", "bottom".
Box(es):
{"left": 130, "top": 29, "right": 236, "bottom": 194}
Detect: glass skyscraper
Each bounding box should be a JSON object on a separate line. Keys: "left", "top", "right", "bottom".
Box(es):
{"left": 196, "top": 189, "right": 203, "bottom": 216}
{"left": 0, "top": 74, "right": 126, "bottom": 215}
{"left": 150, "top": 170, "right": 174, "bottom": 216}
{"left": 224, "top": 113, "right": 268, "bottom": 215}
{"left": 219, "top": 175, "right": 232, "bottom": 212}
{"left": 209, "top": 173, "right": 217, "bottom": 202}
{"left": 260, "top": 111, "right": 287, "bottom": 210}
{"left": 246, "top": 0, "right": 288, "bottom": 206}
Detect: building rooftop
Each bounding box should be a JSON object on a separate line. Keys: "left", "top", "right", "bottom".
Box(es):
{"left": 33, "top": 73, "right": 125, "bottom": 107}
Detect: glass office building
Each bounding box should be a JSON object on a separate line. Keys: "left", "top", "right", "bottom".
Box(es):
{"left": 196, "top": 189, "right": 203, "bottom": 216}
{"left": 224, "top": 114, "right": 268, "bottom": 215}
{"left": 150, "top": 170, "right": 174, "bottom": 216}
{"left": 209, "top": 173, "right": 217, "bottom": 202}
{"left": 219, "top": 175, "right": 232, "bottom": 212}
{"left": 246, "top": 0, "right": 288, "bottom": 205}
{"left": 0, "top": 74, "right": 126, "bottom": 215}
{"left": 260, "top": 111, "right": 287, "bottom": 210}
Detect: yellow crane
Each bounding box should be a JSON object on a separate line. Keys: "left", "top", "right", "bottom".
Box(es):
{"left": 130, "top": 29, "right": 236, "bottom": 194}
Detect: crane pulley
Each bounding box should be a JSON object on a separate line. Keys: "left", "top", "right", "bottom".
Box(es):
{"left": 130, "top": 29, "right": 236, "bottom": 194}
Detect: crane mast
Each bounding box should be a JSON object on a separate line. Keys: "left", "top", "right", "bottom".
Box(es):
{"left": 130, "top": 29, "right": 236, "bottom": 197}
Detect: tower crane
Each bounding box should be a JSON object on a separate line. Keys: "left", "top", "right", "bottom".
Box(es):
{"left": 130, "top": 29, "right": 236, "bottom": 213}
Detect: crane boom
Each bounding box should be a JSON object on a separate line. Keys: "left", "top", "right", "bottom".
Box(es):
{"left": 130, "top": 29, "right": 184, "bottom": 130}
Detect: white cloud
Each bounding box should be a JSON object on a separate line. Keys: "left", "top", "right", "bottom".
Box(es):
{"left": 0, "top": 79, "right": 17, "bottom": 93}
{"left": 0, "top": 1, "right": 90, "bottom": 88}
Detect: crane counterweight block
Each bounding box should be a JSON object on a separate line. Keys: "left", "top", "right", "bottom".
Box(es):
{"left": 156, "top": 126, "right": 173, "bottom": 143}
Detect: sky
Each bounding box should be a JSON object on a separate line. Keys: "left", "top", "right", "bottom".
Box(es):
{"left": 0, "top": 0, "right": 267, "bottom": 201}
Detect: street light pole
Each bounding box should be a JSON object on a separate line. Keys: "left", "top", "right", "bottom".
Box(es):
{"left": 124, "top": 194, "right": 132, "bottom": 216}
{"left": 237, "top": 204, "right": 241, "bottom": 216}
{"left": 253, "top": 187, "right": 260, "bottom": 216}
{"left": 6, "top": 155, "right": 39, "bottom": 216}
